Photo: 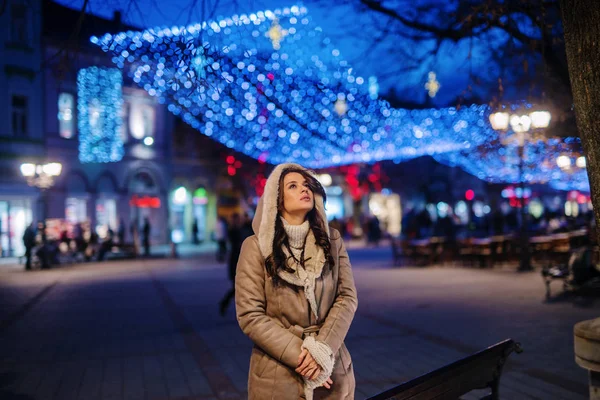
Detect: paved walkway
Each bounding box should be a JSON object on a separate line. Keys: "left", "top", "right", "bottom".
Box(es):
{"left": 0, "top": 245, "right": 597, "bottom": 399}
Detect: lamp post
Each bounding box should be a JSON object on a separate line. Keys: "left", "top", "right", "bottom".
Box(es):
{"left": 20, "top": 162, "right": 63, "bottom": 222}
{"left": 489, "top": 110, "right": 551, "bottom": 271}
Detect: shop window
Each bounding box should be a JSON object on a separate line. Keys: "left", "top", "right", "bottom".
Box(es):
{"left": 191, "top": 188, "right": 208, "bottom": 242}
{"left": 96, "top": 198, "right": 117, "bottom": 238}
{"left": 11, "top": 95, "right": 28, "bottom": 136}
{"left": 171, "top": 186, "right": 188, "bottom": 243}
{"left": 65, "top": 198, "right": 87, "bottom": 224}
{"left": 0, "top": 200, "right": 31, "bottom": 257}
{"left": 58, "top": 93, "right": 75, "bottom": 138}
{"left": 10, "top": 1, "right": 30, "bottom": 45}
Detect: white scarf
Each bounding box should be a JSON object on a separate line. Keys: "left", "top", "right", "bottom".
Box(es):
{"left": 280, "top": 219, "right": 326, "bottom": 321}
{"left": 280, "top": 219, "right": 333, "bottom": 400}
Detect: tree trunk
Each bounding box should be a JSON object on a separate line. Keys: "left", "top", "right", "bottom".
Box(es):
{"left": 560, "top": 0, "right": 600, "bottom": 243}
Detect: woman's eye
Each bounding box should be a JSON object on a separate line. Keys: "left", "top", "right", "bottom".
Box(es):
{"left": 290, "top": 184, "right": 296, "bottom": 189}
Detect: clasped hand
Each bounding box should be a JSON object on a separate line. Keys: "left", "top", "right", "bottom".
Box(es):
{"left": 296, "top": 348, "right": 333, "bottom": 389}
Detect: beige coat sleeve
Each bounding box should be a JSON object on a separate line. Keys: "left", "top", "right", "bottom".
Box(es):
{"left": 235, "top": 237, "right": 303, "bottom": 369}
{"left": 317, "top": 235, "right": 358, "bottom": 354}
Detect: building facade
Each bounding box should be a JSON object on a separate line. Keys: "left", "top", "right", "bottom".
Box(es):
{"left": 0, "top": 0, "right": 45, "bottom": 257}
{"left": 0, "top": 0, "right": 247, "bottom": 257}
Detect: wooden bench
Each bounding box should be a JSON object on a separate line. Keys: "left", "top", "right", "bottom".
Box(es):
{"left": 366, "top": 339, "right": 522, "bottom": 400}
{"left": 542, "top": 246, "right": 600, "bottom": 298}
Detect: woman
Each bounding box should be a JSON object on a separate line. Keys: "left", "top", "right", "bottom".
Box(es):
{"left": 235, "top": 163, "right": 358, "bottom": 400}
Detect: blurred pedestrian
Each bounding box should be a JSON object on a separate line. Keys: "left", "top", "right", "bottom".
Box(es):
{"left": 215, "top": 216, "right": 227, "bottom": 262}
{"left": 192, "top": 218, "right": 199, "bottom": 244}
{"left": 367, "top": 216, "right": 382, "bottom": 247}
{"left": 219, "top": 213, "right": 251, "bottom": 315}
{"left": 97, "top": 226, "right": 114, "bottom": 261}
{"left": 23, "top": 222, "right": 36, "bottom": 270}
{"left": 118, "top": 218, "right": 126, "bottom": 245}
{"left": 142, "top": 217, "right": 151, "bottom": 256}
{"left": 36, "top": 221, "right": 50, "bottom": 269}
{"left": 235, "top": 163, "right": 358, "bottom": 399}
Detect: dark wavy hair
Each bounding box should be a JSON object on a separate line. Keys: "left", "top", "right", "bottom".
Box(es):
{"left": 265, "top": 166, "right": 334, "bottom": 285}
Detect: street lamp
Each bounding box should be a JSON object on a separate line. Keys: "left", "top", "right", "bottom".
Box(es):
{"left": 489, "top": 109, "right": 551, "bottom": 271}
{"left": 20, "top": 162, "right": 63, "bottom": 221}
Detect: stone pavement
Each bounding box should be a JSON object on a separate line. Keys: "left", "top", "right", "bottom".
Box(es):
{"left": 0, "top": 245, "right": 598, "bottom": 400}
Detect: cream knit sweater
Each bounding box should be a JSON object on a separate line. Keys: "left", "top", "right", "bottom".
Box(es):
{"left": 281, "top": 218, "right": 335, "bottom": 400}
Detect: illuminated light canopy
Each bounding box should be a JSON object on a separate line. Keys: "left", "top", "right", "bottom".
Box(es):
{"left": 91, "top": 5, "right": 588, "bottom": 192}
{"left": 368, "top": 76, "right": 379, "bottom": 100}
{"left": 77, "top": 67, "right": 124, "bottom": 163}
{"left": 434, "top": 137, "right": 590, "bottom": 192}
{"left": 92, "top": 6, "right": 496, "bottom": 168}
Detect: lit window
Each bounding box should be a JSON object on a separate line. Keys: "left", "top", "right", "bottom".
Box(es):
{"left": 129, "top": 103, "right": 155, "bottom": 140}
{"left": 58, "top": 93, "right": 75, "bottom": 138}
{"left": 11, "top": 95, "right": 28, "bottom": 136}
{"left": 65, "top": 197, "right": 87, "bottom": 224}
{"left": 10, "top": 1, "right": 29, "bottom": 45}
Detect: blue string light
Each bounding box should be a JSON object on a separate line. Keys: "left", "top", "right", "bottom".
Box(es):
{"left": 90, "top": 5, "right": 589, "bottom": 192}
{"left": 91, "top": 7, "right": 495, "bottom": 166}
{"left": 433, "top": 137, "right": 589, "bottom": 192}
{"left": 77, "top": 67, "right": 124, "bottom": 163}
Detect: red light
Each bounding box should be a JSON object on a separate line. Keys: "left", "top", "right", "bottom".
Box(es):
{"left": 129, "top": 195, "right": 161, "bottom": 208}
{"left": 577, "top": 194, "right": 587, "bottom": 204}
{"left": 234, "top": 161, "right": 242, "bottom": 168}
{"left": 267, "top": 73, "right": 275, "bottom": 80}
{"left": 228, "top": 166, "right": 236, "bottom": 176}
{"left": 465, "top": 190, "right": 475, "bottom": 201}
{"left": 226, "top": 156, "right": 235, "bottom": 164}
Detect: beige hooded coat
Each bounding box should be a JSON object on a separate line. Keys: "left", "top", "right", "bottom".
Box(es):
{"left": 235, "top": 163, "right": 358, "bottom": 399}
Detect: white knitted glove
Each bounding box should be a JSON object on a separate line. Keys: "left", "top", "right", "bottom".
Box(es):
{"left": 301, "top": 336, "right": 335, "bottom": 400}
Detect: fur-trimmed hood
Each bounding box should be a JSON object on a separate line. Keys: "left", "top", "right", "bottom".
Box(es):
{"left": 251, "top": 163, "right": 329, "bottom": 260}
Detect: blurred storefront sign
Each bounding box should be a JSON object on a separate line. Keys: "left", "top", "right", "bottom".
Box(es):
{"left": 129, "top": 195, "right": 161, "bottom": 208}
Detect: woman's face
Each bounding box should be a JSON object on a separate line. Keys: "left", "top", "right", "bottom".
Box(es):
{"left": 281, "top": 172, "right": 314, "bottom": 221}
